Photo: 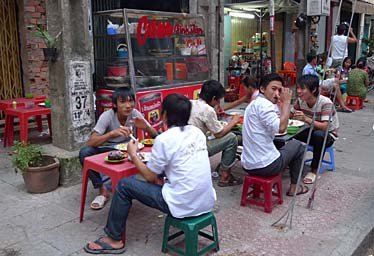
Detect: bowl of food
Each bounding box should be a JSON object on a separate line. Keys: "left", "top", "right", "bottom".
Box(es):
{"left": 287, "top": 126, "right": 299, "bottom": 135}
{"left": 140, "top": 139, "right": 154, "bottom": 147}
{"left": 105, "top": 151, "right": 127, "bottom": 163}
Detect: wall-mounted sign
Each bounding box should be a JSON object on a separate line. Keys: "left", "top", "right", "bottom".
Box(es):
{"left": 307, "top": 0, "right": 330, "bottom": 16}
{"left": 69, "top": 61, "right": 92, "bottom": 128}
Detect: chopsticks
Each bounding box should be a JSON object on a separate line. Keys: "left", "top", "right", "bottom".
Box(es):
{"left": 119, "top": 125, "right": 137, "bottom": 142}
{"left": 129, "top": 133, "right": 137, "bottom": 142}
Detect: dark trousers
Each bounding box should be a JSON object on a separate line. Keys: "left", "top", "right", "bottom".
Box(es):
{"left": 294, "top": 128, "right": 334, "bottom": 170}
{"left": 79, "top": 146, "right": 113, "bottom": 189}
{"left": 104, "top": 178, "right": 171, "bottom": 240}
{"left": 243, "top": 140, "right": 304, "bottom": 184}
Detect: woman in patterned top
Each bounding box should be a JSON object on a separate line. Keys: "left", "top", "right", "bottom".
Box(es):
{"left": 336, "top": 57, "right": 352, "bottom": 94}
{"left": 347, "top": 58, "right": 370, "bottom": 100}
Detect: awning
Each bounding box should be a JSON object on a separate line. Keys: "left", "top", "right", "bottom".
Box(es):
{"left": 354, "top": 0, "right": 374, "bottom": 15}
{"left": 224, "top": 0, "right": 299, "bottom": 13}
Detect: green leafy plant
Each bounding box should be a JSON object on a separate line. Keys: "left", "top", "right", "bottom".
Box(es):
{"left": 11, "top": 141, "right": 44, "bottom": 174}
{"left": 33, "top": 24, "right": 62, "bottom": 48}
{"left": 362, "top": 37, "right": 374, "bottom": 57}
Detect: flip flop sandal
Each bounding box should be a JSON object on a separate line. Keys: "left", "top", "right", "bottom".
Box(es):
{"left": 90, "top": 195, "right": 109, "bottom": 210}
{"left": 303, "top": 172, "right": 316, "bottom": 184}
{"left": 337, "top": 108, "right": 353, "bottom": 113}
{"left": 84, "top": 238, "right": 126, "bottom": 254}
{"left": 286, "top": 185, "right": 309, "bottom": 197}
{"left": 218, "top": 174, "right": 243, "bottom": 187}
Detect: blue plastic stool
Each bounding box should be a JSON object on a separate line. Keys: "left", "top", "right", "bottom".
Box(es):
{"left": 304, "top": 145, "right": 335, "bottom": 174}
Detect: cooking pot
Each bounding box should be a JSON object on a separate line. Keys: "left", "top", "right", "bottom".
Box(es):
{"left": 107, "top": 65, "right": 127, "bottom": 76}
{"left": 117, "top": 44, "right": 128, "bottom": 58}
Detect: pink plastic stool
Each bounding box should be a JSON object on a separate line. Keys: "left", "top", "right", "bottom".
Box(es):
{"left": 240, "top": 174, "right": 283, "bottom": 213}
{"left": 345, "top": 96, "right": 363, "bottom": 110}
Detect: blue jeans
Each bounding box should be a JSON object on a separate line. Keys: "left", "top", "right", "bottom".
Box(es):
{"left": 207, "top": 132, "right": 238, "bottom": 170}
{"left": 104, "top": 178, "right": 171, "bottom": 240}
{"left": 79, "top": 146, "right": 113, "bottom": 189}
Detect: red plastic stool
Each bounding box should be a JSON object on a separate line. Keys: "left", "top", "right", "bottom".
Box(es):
{"left": 240, "top": 174, "right": 283, "bottom": 213}
{"left": 345, "top": 96, "right": 363, "bottom": 110}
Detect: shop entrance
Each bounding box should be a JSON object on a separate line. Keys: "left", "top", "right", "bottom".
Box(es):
{"left": 0, "top": 0, "right": 23, "bottom": 119}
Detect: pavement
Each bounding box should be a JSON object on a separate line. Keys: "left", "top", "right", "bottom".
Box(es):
{"left": 0, "top": 91, "right": 374, "bottom": 256}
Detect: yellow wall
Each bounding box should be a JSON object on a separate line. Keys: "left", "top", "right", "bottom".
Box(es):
{"left": 229, "top": 14, "right": 284, "bottom": 71}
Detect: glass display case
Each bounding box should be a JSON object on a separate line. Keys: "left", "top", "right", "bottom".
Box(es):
{"left": 93, "top": 9, "right": 210, "bottom": 91}
{"left": 93, "top": 9, "right": 210, "bottom": 137}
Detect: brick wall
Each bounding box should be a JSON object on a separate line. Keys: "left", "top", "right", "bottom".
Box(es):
{"left": 23, "top": 0, "right": 50, "bottom": 97}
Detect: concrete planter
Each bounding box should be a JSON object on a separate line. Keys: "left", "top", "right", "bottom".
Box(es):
{"left": 22, "top": 156, "right": 60, "bottom": 193}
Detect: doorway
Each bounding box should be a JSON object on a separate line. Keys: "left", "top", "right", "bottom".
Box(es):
{"left": 0, "top": 0, "right": 23, "bottom": 117}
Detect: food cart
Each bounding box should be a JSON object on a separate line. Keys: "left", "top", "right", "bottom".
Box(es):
{"left": 93, "top": 9, "right": 210, "bottom": 138}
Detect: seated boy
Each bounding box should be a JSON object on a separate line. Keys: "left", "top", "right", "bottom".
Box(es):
{"left": 189, "top": 80, "right": 242, "bottom": 186}
{"left": 84, "top": 94, "right": 216, "bottom": 254}
{"left": 79, "top": 87, "right": 157, "bottom": 210}
{"left": 290, "top": 74, "right": 339, "bottom": 184}
{"left": 241, "top": 73, "right": 308, "bottom": 196}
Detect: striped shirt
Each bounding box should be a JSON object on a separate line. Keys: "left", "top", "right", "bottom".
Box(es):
{"left": 291, "top": 95, "right": 339, "bottom": 135}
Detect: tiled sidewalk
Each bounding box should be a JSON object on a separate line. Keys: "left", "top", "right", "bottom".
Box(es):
{"left": 0, "top": 93, "right": 373, "bottom": 255}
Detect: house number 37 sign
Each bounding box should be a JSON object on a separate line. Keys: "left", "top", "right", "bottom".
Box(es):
{"left": 69, "top": 61, "right": 92, "bottom": 128}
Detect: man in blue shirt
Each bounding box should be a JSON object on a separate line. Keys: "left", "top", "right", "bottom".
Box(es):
{"left": 302, "top": 53, "right": 352, "bottom": 112}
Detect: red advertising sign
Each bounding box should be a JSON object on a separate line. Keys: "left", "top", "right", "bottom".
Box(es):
{"left": 137, "top": 16, "right": 204, "bottom": 46}
{"left": 136, "top": 83, "right": 202, "bottom": 139}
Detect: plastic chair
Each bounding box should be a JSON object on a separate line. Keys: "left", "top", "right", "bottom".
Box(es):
{"left": 279, "top": 62, "right": 297, "bottom": 87}
{"left": 304, "top": 145, "right": 335, "bottom": 174}
{"left": 240, "top": 174, "right": 283, "bottom": 213}
{"left": 161, "top": 212, "right": 219, "bottom": 256}
{"left": 345, "top": 96, "right": 363, "bottom": 110}
{"left": 283, "top": 62, "right": 296, "bottom": 71}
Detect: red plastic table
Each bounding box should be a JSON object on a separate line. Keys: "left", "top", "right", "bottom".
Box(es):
{"left": 79, "top": 147, "right": 152, "bottom": 223}
{"left": 0, "top": 96, "right": 47, "bottom": 136}
{"left": 4, "top": 106, "right": 52, "bottom": 147}
{"left": 0, "top": 96, "right": 46, "bottom": 111}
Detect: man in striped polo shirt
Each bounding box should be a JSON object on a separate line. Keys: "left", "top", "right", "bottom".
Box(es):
{"left": 290, "top": 74, "right": 339, "bottom": 184}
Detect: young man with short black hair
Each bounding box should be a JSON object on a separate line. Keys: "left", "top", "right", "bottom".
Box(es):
{"left": 79, "top": 87, "right": 158, "bottom": 210}
{"left": 331, "top": 24, "right": 357, "bottom": 68}
{"left": 84, "top": 93, "right": 216, "bottom": 254}
{"left": 189, "top": 80, "right": 242, "bottom": 186}
{"left": 291, "top": 74, "right": 339, "bottom": 184}
{"left": 241, "top": 73, "right": 308, "bottom": 196}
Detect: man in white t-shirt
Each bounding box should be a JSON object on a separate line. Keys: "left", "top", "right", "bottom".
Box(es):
{"left": 241, "top": 73, "right": 308, "bottom": 196}
{"left": 189, "top": 80, "right": 242, "bottom": 187}
{"left": 79, "top": 87, "right": 158, "bottom": 210}
{"left": 331, "top": 24, "right": 357, "bottom": 68}
{"left": 84, "top": 94, "right": 216, "bottom": 254}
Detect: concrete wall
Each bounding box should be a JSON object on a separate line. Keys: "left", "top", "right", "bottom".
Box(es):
{"left": 45, "top": 0, "right": 95, "bottom": 151}
{"left": 190, "top": 0, "right": 224, "bottom": 83}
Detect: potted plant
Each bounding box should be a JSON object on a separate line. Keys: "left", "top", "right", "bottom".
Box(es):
{"left": 11, "top": 141, "right": 60, "bottom": 193}
{"left": 33, "top": 24, "right": 62, "bottom": 61}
